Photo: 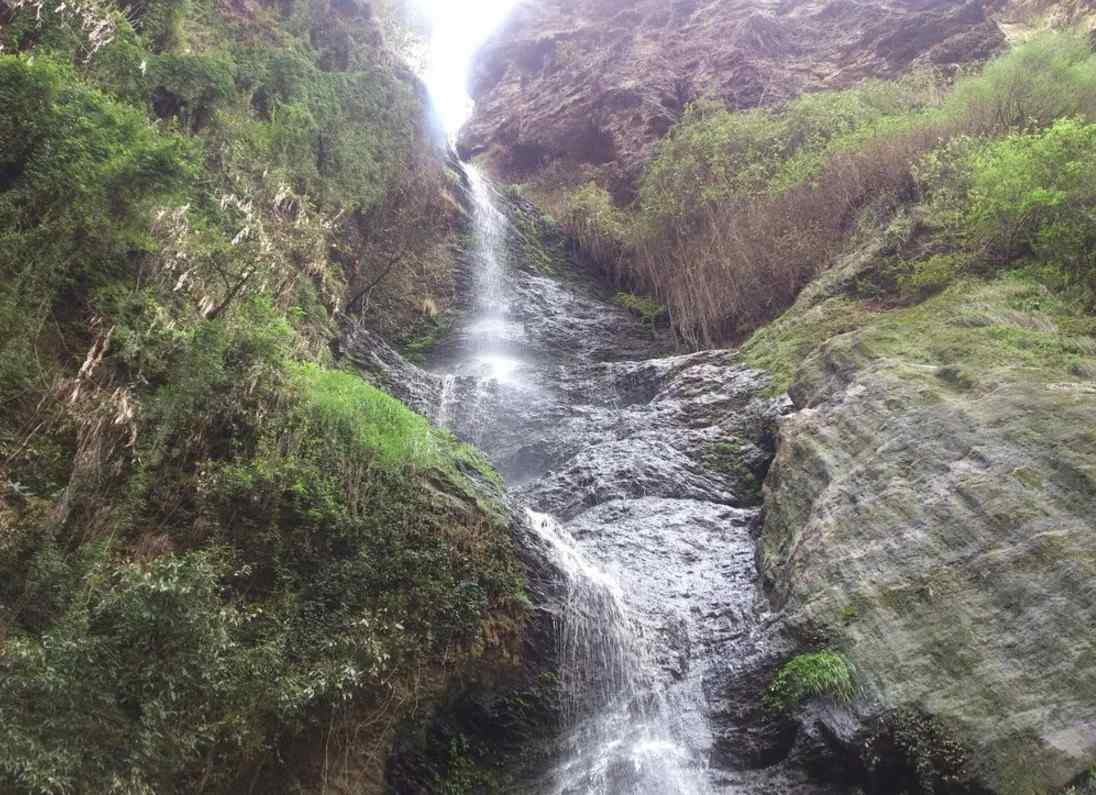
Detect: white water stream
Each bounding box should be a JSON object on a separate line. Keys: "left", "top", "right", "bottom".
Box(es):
{"left": 435, "top": 166, "right": 713, "bottom": 794}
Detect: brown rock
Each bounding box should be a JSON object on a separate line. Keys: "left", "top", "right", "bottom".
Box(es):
{"left": 459, "top": 0, "right": 1006, "bottom": 198}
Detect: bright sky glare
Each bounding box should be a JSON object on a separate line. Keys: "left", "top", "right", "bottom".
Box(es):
{"left": 411, "top": 0, "right": 518, "bottom": 136}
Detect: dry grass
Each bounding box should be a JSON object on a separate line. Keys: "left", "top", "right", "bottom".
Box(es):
{"left": 633, "top": 120, "right": 957, "bottom": 346}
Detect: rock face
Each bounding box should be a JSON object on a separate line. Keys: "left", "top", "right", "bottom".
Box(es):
{"left": 757, "top": 247, "right": 1096, "bottom": 793}
{"left": 458, "top": 0, "right": 1005, "bottom": 195}
{"left": 349, "top": 170, "right": 846, "bottom": 791}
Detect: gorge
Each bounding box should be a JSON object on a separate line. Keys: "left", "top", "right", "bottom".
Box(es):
{"left": 2, "top": 0, "right": 1096, "bottom": 793}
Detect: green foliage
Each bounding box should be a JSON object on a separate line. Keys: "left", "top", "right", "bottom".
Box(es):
{"left": 615, "top": 291, "right": 667, "bottom": 329}
{"left": 950, "top": 119, "right": 1096, "bottom": 304}
{"left": 0, "top": 2, "right": 523, "bottom": 793}
{"left": 615, "top": 31, "right": 1096, "bottom": 347}
{"left": 0, "top": 548, "right": 262, "bottom": 794}
{"left": 563, "top": 182, "right": 628, "bottom": 278}
{"left": 638, "top": 73, "right": 939, "bottom": 231}
{"left": 146, "top": 51, "right": 237, "bottom": 128}
{"left": 232, "top": 47, "right": 418, "bottom": 209}
{"left": 130, "top": 0, "right": 191, "bottom": 51}
{"left": 765, "top": 650, "right": 855, "bottom": 712}
{"left": 943, "top": 32, "right": 1096, "bottom": 133}
{"left": 0, "top": 54, "right": 196, "bottom": 403}
{"left": 290, "top": 362, "right": 439, "bottom": 472}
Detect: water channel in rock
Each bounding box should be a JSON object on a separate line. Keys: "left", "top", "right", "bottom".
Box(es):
{"left": 387, "top": 164, "right": 829, "bottom": 793}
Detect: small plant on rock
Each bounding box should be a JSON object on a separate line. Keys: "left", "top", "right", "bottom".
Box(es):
{"left": 765, "top": 649, "right": 855, "bottom": 712}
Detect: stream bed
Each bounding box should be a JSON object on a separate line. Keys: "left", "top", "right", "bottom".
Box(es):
{"left": 347, "top": 166, "right": 833, "bottom": 793}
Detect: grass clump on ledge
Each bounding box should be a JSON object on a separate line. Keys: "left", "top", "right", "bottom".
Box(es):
{"left": 765, "top": 650, "right": 855, "bottom": 713}
{"left": 291, "top": 362, "right": 439, "bottom": 472}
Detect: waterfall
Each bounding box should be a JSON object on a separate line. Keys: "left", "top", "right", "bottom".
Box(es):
{"left": 527, "top": 511, "right": 712, "bottom": 795}
{"left": 461, "top": 166, "right": 526, "bottom": 385}
{"left": 432, "top": 164, "right": 716, "bottom": 794}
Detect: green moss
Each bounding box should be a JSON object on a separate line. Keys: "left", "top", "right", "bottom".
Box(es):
{"left": 742, "top": 264, "right": 1096, "bottom": 398}
{"left": 1012, "top": 467, "right": 1045, "bottom": 490}
{"left": 703, "top": 439, "right": 762, "bottom": 504}
{"left": 857, "top": 274, "right": 1095, "bottom": 381}
{"left": 896, "top": 253, "right": 970, "bottom": 300}
{"left": 511, "top": 205, "right": 562, "bottom": 276}
{"left": 399, "top": 312, "right": 455, "bottom": 364}
{"left": 765, "top": 650, "right": 855, "bottom": 713}
{"left": 616, "top": 291, "right": 668, "bottom": 327}
{"left": 740, "top": 297, "right": 875, "bottom": 395}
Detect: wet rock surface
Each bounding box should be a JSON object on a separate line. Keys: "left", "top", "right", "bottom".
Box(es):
{"left": 459, "top": 0, "right": 1006, "bottom": 195}
{"left": 762, "top": 342, "right": 1096, "bottom": 793}
{"left": 754, "top": 248, "right": 1096, "bottom": 794}
{"left": 347, "top": 173, "right": 839, "bottom": 791}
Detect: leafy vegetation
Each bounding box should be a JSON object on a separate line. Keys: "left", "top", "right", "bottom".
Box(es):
{"left": 921, "top": 119, "right": 1096, "bottom": 305}
{"left": 562, "top": 182, "right": 629, "bottom": 281}
{"left": 615, "top": 290, "right": 667, "bottom": 333}
{"left": 551, "top": 32, "right": 1096, "bottom": 347}
{"left": 765, "top": 650, "right": 855, "bottom": 712}
{"left": 0, "top": 0, "right": 525, "bottom": 792}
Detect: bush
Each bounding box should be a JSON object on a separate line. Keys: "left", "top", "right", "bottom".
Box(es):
{"left": 958, "top": 119, "right": 1096, "bottom": 303}
{"left": 0, "top": 549, "right": 262, "bottom": 794}
{"left": 638, "top": 72, "right": 941, "bottom": 229}
{"left": 943, "top": 32, "right": 1096, "bottom": 134}
{"left": 562, "top": 182, "right": 629, "bottom": 280}
{"left": 615, "top": 291, "right": 667, "bottom": 333}
{"left": 0, "top": 55, "right": 195, "bottom": 404}
{"left": 765, "top": 650, "right": 855, "bottom": 712}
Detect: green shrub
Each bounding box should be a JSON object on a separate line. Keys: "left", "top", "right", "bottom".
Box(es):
{"left": 962, "top": 119, "right": 1096, "bottom": 302}
{"left": 638, "top": 73, "right": 940, "bottom": 231}
{"left": 615, "top": 31, "right": 1096, "bottom": 346}
{"left": 919, "top": 118, "right": 1096, "bottom": 305}
{"left": 615, "top": 291, "right": 667, "bottom": 332}
{"left": 765, "top": 650, "right": 855, "bottom": 712}
{"left": 0, "top": 549, "right": 262, "bottom": 794}
{"left": 145, "top": 51, "right": 236, "bottom": 129}
{"left": 562, "top": 182, "right": 629, "bottom": 278}
{"left": 0, "top": 55, "right": 195, "bottom": 404}
{"left": 944, "top": 32, "right": 1096, "bottom": 134}
{"left": 130, "top": 0, "right": 190, "bottom": 51}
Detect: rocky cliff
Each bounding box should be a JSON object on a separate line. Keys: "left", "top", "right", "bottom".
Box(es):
{"left": 458, "top": 0, "right": 1006, "bottom": 196}
{"left": 754, "top": 241, "right": 1096, "bottom": 793}
{"left": 0, "top": 0, "right": 532, "bottom": 792}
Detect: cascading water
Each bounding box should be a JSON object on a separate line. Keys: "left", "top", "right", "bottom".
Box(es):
{"left": 441, "top": 166, "right": 527, "bottom": 391}
{"left": 433, "top": 165, "right": 718, "bottom": 794}
{"left": 527, "top": 511, "right": 713, "bottom": 795}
